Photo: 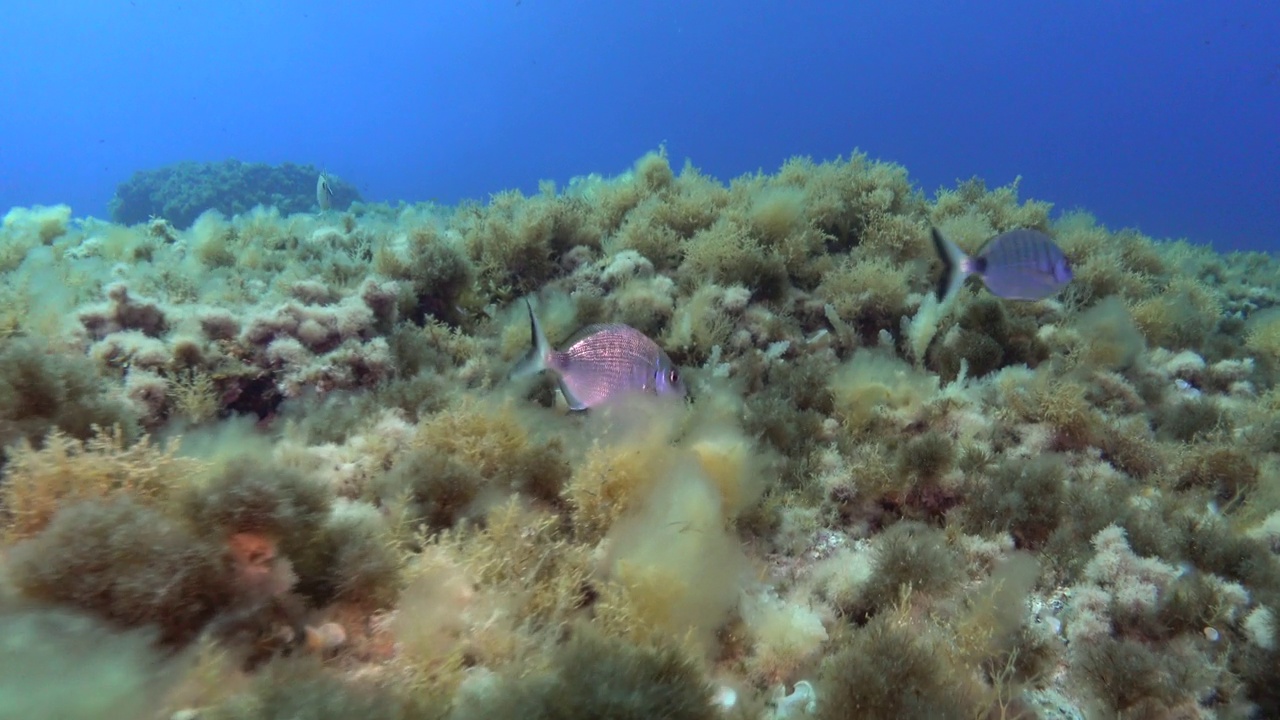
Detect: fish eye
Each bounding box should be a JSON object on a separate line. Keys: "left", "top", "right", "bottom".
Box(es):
{"left": 668, "top": 369, "right": 680, "bottom": 384}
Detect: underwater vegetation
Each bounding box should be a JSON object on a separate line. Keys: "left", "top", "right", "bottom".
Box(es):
{"left": 2, "top": 148, "right": 1280, "bottom": 719}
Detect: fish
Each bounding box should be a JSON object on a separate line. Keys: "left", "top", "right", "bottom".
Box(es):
{"left": 316, "top": 173, "right": 334, "bottom": 211}
{"left": 930, "top": 227, "right": 1072, "bottom": 303}
{"left": 512, "top": 299, "right": 686, "bottom": 410}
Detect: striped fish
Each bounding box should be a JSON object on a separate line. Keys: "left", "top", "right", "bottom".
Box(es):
{"left": 931, "top": 227, "right": 1072, "bottom": 302}
{"left": 511, "top": 299, "right": 686, "bottom": 410}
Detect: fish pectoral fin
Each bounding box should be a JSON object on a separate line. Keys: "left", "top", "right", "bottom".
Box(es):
{"left": 556, "top": 378, "right": 590, "bottom": 411}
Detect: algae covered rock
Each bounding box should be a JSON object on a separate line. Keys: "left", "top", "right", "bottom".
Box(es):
{"left": 109, "top": 159, "right": 361, "bottom": 228}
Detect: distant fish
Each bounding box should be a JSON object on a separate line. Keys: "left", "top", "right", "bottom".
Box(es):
{"left": 931, "top": 227, "right": 1072, "bottom": 302}
{"left": 316, "top": 173, "right": 334, "bottom": 211}
{"left": 512, "top": 299, "right": 686, "bottom": 410}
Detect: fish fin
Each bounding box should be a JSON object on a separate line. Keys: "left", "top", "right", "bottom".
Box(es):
{"left": 555, "top": 377, "right": 590, "bottom": 411}
{"left": 510, "top": 298, "right": 551, "bottom": 380}
{"left": 555, "top": 363, "right": 630, "bottom": 412}
{"left": 930, "top": 227, "right": 969, "bottom": 304}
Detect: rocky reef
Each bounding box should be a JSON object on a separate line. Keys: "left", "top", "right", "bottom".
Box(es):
{"left": 109, "top": 159, "right": 361, "bottom": 229}
{"left": 1, "top": 149, "right": 1278, "bottom": 719}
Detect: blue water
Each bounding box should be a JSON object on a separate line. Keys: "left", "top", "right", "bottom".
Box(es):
{"left": 2, "top": 1, "right": 1276, "bottom": 251}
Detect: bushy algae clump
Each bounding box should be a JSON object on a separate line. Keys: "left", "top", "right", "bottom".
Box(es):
{"left": 1, "top": 147, "right": 1279, "bottom": 718}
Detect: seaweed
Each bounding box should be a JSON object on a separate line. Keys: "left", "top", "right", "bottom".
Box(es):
{"left": 203, "top": 656, "right": 444, "bottom": 720}
{"left": 1156, "top": 396, "right": 1229, "bottom": 443}
{"left": 0, "top": 336, "right": 138, "bottom": 450}
{"left": 959, "top": 455, "right": 1067, "bottom": 550}
{"left": 453, "top": 625, "right": 715, "bottom": 720}
{"left": 314, "top": 500, "right": 403, "bottom": 608}
{"left": 895, "top": 430, "right": 955, "bottom": 484}
{"left": 8, "top": 497, "right": 234, "bottom": 646}
{"left": 930, "top": 296, "right": 1050, "bottom": 382}
{"left": 1176, "top": 443, "right": 1259, "bottom": 505}
{"left": 185, "top": 456, "right": 332, "bottom": 543}
{"left": 1072, "top": 637, "right": 1209, "bottom": 715}
{"left": 816, "top": 611, "right": 980, "bottom": 720}
{"left": 376, "top": 447, "right": 485, "bottom": 533}
{"left": 373, "top": 224, "right": 474, "bottom": 326}
{"left": 0, "top": 607, "right": 181, "bottom": 720}
{"left": 855, "top": 521, "right": 963, "bottom": 618}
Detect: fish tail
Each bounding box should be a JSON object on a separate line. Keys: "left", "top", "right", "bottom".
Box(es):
{"left": 930, "top": 227, "right": 969, "bottom": 304}
{"left": 511, "top": 298, "right": 551, "bottom": 379}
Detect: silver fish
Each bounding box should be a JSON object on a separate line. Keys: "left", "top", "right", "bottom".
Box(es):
{"left": 931, "top": 227, "right": 1072, "bottom": 302}
{"left": 512, "top": 299, "right": 686, "bottom": 410}
{"left": 316, "top": 173, "right": 334, "bottom": 211}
